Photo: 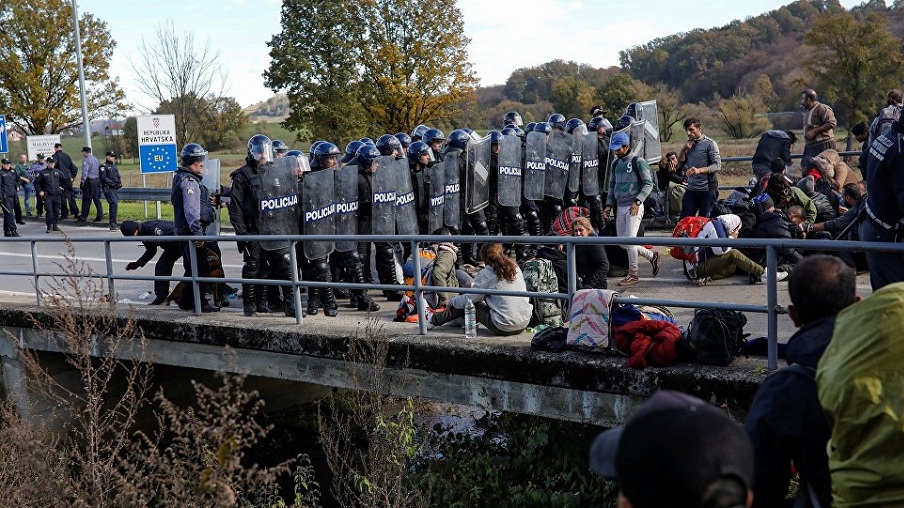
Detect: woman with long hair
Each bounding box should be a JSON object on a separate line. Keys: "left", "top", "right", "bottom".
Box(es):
{"left": 429, "top": 243, "right": 532, "bottom": 336}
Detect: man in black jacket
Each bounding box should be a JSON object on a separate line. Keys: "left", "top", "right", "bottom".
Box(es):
{"left": 99, "top": 151, "right": 122, "bottom": 230}
{"left": 745, "top": 255, "right": 858, "bottom": 508}
{"left": 121, "top": 220, "right": 182, "bottom": 305}
{"left": 53, "top": 143, "right": 80, "bottom": 219}
{"left": 34, "top": 156, "right": 66, "bottom": 233}
{"left": 0, "top": 159, "right": 20, "bottom": 237}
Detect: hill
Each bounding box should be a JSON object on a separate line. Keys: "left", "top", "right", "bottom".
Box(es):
{"left": 244, "top": 93, "right": 290, "bottom": 123}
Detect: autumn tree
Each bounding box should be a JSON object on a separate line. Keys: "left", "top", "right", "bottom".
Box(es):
{"left": 717, "top": 93, "right": 771, "bottom": 139}
{"left": 0, "top": 0, "right": 127, "bottom": 134}
{"left": 652, "top": 84, "right": 685, "bottom": 142}
{"left": 593, "top": 74, "right": 651, "bottom": 120}
{"left": 266, "top": 0, "right": 478, "bottom": 145}
{"left": 803, "top": 10, "right": 904, "bottom": 148}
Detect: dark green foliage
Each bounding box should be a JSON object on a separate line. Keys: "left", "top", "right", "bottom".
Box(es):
{"left": 416, "top": 412, "right": 618, "bottom": 508}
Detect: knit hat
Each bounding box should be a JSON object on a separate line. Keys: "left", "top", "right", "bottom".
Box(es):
{"left": 119, "top": 221, "right": 140, "bottom": 236}
{"left": 797, "top": 175, "right": 815, "bottom": 196}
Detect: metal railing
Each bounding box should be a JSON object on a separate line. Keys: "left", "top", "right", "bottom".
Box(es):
{"left": 0, "top": 231, "right": 892, "bottom": 370}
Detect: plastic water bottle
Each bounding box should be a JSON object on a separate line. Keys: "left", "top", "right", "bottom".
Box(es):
{"left": 464, "top": 296, "right": 477, "bottom": 338}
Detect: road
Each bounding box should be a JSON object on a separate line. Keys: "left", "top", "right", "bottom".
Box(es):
{"left": 0, "top": 217, "right": 875, "bottom": 342}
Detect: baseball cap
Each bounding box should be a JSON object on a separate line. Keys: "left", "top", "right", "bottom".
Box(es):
{"left": 105, "top": 151, "right": 117, "bottom": 157}
{"left": 46, "top": 155, "right": 56, "bottom": 163}
{"left": 608, "top": 132, "right": 630, "bottom": 150}
{"left": 589, "top": 391, "right": 753, "bottom": 508}
{"left": 36, "top": 153, "right": 45, "bottom": 160}
{"left": 1, "top": 159, "right": 10, "bottom": 165}
{"left": 119, "top": 221, "right": 140, "bottom": 236}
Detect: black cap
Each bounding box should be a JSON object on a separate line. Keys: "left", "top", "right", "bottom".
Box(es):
{"left": 82, "top": 146, "right": 91, "bottom": 153}
{"left": 589, "top": 391, "right": 753, "bottom": 508}
{"left": 589, "top": 105, "right": 604, "bottom": 116}
{"left": 46, "top": 155, "right": 56, "bottom": 163}
{"left": 105, "top": 151, "right": 117, "bottom": 157}
{"left": 1, "top": 159, "right": 10, "bottom": 165}
{"left": 54, "top": 143, "right": 63, "bottom": 149}
{"left": 36, "top": 153, "right": 45, "bottom": 160}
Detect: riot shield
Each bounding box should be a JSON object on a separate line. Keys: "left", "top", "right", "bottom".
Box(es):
{"left": 443, "top": 150, "right": 461, "bottom": 228}
{"left": 638, "top": 100, "right": 661, "bottom": 164}
{"left": 497, "top": 134, "right": 522, "bottom": 207}
{"left": 393, "top": 157, "right": 418, "bottom": 235}
{"left": 544, "top": 130, "right": 571, "bottom": 199}
{"left": 371, "top": 156, "right": 397, "bottom": 235}
{"left": 425, "top": 164, "right": 445, "bottom": 233}
{"left": 465, "top": 135, "right": 490, "bottom": 214}
{"left": 524, "top": 131, "right": 546, "bottom": 201}
{"left": 568, "top": 129, "right": 584, "bottom": 193}
{"left": 581, "top": 132, "right": 600, "bottom": 196}
{"left": 630, "top": 120, "right": 646, "bottom": 159}
{"left": 201, "top": 158, "right": 221, "bottom": 236}
{"left": 301, "top": 168, "right": 335, "bottom": 259}
{"left": 258, "top": 157, "right": 300, "bottom": 252}
{"left": 334, "top": 164, "right": 358, "bottom": 253}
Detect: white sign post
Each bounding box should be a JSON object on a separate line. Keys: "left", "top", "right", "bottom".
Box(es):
{"left": 137, "top": 115, "right": 177, "bottom": 218}
{"left": 26, "top": 135, "right": 62, "bottom": 162}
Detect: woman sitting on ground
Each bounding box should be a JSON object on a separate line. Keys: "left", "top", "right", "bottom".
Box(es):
{"left": 692, "top": 214, "right": 788, "bottom": 285}
{"left": 571, "top": 217, "right": 609, "bottom": 289}
{"left": 430, "top": 243, "right": 532, "bottom": 336}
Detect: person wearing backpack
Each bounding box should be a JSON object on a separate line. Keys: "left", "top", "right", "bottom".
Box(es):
{"left": 745, "top": 255, "right": 858, "bottom": 508}
{"left": 693, "top": 214, "right": 788, "bottom": 284}
{"left": 603, "top": 132, "right": 661, "bottom": 287}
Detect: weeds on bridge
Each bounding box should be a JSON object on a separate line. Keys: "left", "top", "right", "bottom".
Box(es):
{"left": 0, "top": 248, "right": 319, "bottom": 507}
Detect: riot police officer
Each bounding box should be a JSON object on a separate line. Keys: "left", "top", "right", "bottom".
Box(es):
{"left": 376, "top": 134, "right": 404, "bottom": 159}
{"left": 521, "top": 122, "right": 550, "bottom": 238}
{"left": 408, "top": 141, "right": 431, "bottom": 234}
{"left": 172, "top": 143, "right": 219, "bottom": 313}
{"left": 272, "top": 140, "right": 289, "bottom": 158}
{"left": 228, "top": 134, "right": 298, "bottom": 318}
{"left": 424, "top": 128, "right": 446, "bottom": 163}
{"left": 446, "top": 129, "right": 490, "bottom": 265}
{"left": 503, "top": 110, "right": 523, "bottom": 128}
{"left": 486, "top": 131, "right": 527, "bottom": 258}
{"left": 394, "top": 132, "right": 412, "bottom": 156}
{"left": 356, "top": 145, "right": 402, "bottom": 301}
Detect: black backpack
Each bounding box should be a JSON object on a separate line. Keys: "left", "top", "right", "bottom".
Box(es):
{"left": 683, "top": 308, "right": 748, "bottom": 366}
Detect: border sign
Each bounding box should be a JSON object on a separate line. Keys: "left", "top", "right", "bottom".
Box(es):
{"left": 0, "top": 115, "right": 7, "bottom": 154}
{"left": 26, "top": 135, "right": 61, "bottom": 162}
{"left": 137, "top": 115, "right": 178, "bottom": 174}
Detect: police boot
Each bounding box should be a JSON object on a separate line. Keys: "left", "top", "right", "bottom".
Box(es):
{"left": 306, "top": 291, "right": 320, "bottom": 316}
{"left": 282, "top": 286, "right": 300, "bottom": 318}
{"left": 355, "top": 290, "right": 380, "bottom": 312}
{"left": 375, "top": 248, "right": 402, "bottom": 301}
{"left": 256, "top": 286, "right": 272, "bottom": 314}
{"left": 242, "top": 284, "right": 256, "bottom": 317}
{"left": 319, "top": 287, "right": 339, "bottom": 317}
{"left": 525, "top": 210, "right": 542, "bottom": 237}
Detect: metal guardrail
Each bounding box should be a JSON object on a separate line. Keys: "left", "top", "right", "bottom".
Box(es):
{"left": 0, "top": 231, "right": 890, "bottom": 371}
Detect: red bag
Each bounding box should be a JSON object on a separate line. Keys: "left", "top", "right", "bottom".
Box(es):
{"left": 668, "top": 216, "right": 710, "bottom": 261}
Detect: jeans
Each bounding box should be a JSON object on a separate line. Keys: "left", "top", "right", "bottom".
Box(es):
{"left": 615, "top": 204, "right": 653, "bottom": 275}
{"left": 22, "top": 184, "right": 34, "bottom": 215}
{"left": 680, "top": 189, "right": 718, "bottom": 219}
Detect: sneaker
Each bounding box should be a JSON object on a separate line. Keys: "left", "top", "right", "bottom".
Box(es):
{"left": 650, "top": 251, "right": 661, "bottom": 277}
{"left": 760, "top": 269, "right": 789, "bottom": 284}
{"left": 694, "top": 277, "right": 708, "bottom": 286}
{"left": 617, "top": 274, "right": 640, "bottom": 287}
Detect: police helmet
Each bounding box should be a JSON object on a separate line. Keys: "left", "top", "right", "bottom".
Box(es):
{"left": 565, "top": 118, "right": 584, "bottom": 134}
{"left": 512, "top": 126, "right": 526, "bottom": 138}
{"left": 410, "top": 124, "right": 428, "bottom": 142}
{"left": 614, "top": 115, "right": 634, "bottom": 132}
{"left": 285, "top": 149, "right": 303, "bottom": 158}
{"left": 272, "top": 139, "right": 289, "bottom": 155}
{"left": 534, "top": 122, "right": 552, "bottom": 135}
{"left": 360, "top": 137, "right": 375, "bottom": 146}
{"left": 423, "top": 128, "right": 446, "bottom": 144}
{"left": 376, "top": 134, "right": 402, "bottom": 156}
{"left": 309, "top": 141, "right": 323, "bottom": 156}
{"left": 588, "top": 116, "right": 612, "bottom": 132}
{"left": 355, "top": 144, "right": 381, "bottom": 170}
{"left": 446, "top": 129, "right": 470, "bottom": 150}
{"left": 547, "top": 113, "right": 566, "bottom": 131}
{"left": 247, "top": 134, "right": 272, "bottom": 163}
{"left": 503, "top": 111, "right": 523, "bottom": 127}
{"left": 625, "top": 102, "right": 640, "bottom": 120}
{"left": 313, "top": 142, "right": 341, "bottom": 168}
{"left": 462, "top": 127, "right": 474, "bottom": 135}
{"left": 344, "top": 140, "right": 364, "bottom": 158}
{"left": 501, "top": 127, "right": 516, "bottom": 136}
{"left": 180, "top": 143, "right": 208, "bottom": 167}
{"left": 525, "top": 122, "right": 537, "bottom": 133}
{"left": 489, "top": 130, "right": 505, "bottom": 145}
{"left": 394, "top": 132, "right": 412, "bottom": 148}
{"left": 407, "top": 141, "right": 430, "bottom": 166}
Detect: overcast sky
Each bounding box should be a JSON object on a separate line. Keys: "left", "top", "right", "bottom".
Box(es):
{"left": 80, "top": 0, "right": 862, "bottom": 111}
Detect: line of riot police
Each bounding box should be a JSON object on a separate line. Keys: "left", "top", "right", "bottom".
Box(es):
{"left": 220, "top": 102, "right": 661, "bottom": 318}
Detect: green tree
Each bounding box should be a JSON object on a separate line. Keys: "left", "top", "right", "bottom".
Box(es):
{"left": 594, "top": 74, "right": 651, "bottom": 120}
{"left": 803, "top": 11, "right": 904, "bottom": 146}
{"left": 652, "top": 84, "right": 685, "bottom": 142}
{"left": 0, "top": 0, "right": 127, "bottom": 134}
{"left": 717, "top": 93, "right": 771, "bottom": 139}
{"left": 266, "top": 0, "right": 477, "bottom": 145}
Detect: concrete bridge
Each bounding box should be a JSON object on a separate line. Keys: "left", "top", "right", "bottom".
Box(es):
{"left": 0, "top": 300, "right": 768, "bottom": 428}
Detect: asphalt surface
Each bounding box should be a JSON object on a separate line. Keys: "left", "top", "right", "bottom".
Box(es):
{"left": 0, "top": 216, "right": 875, "bottom": 343}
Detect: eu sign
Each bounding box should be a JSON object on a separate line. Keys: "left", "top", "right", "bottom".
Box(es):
{"left": 136, "top": 115, "right": 177, "bottom": 174}
{"left": 0, "top": 115, "right": 7, "bottom": 154}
